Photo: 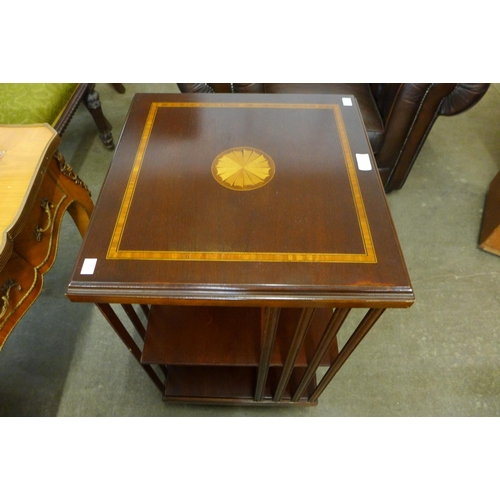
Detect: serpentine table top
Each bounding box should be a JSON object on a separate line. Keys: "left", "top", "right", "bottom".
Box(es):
{"left": 0, "top": 124, "right": 59, "bottom": 270}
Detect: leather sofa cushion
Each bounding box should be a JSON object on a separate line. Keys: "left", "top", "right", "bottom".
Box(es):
{"left": 263, "top": 83, "right": 385, "bottom": 153}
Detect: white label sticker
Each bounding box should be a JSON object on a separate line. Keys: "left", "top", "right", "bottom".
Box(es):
{"left": 342, "top": 97, "right": 353, "bottom": 106}
{"left": 356, "top": 153, "right": 372, "bottom": 171}
{"left": 81, "top": 258, "right": 97, "bottom": 275}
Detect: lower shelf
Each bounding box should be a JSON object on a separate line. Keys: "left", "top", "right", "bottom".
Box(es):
{"left": 141, "top": 305, "right": 338, "bottom": 367}
{"left": 163, "top": 365, "right": 318, "bottom": 406}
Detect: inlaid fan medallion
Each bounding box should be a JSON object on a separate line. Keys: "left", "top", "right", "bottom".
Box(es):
{"left": 211, "top": 147, "right": 275, "bottom": 191}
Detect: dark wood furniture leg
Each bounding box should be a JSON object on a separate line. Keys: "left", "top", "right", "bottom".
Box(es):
{"left": 83, "top": 84, "right": 115, "bottom": 150}
{"left": 111, "top": 84, "right": 126, "bottom": 94}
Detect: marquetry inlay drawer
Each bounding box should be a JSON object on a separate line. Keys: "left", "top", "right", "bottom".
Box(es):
{"left": 12, "top": 167, "right": 66, "bottom": 270}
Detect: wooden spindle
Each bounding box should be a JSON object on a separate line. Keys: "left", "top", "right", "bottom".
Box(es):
{"left": 273, "top": 307, "right": 315, "bottom": 402}
{"left": 292, "top": 307, "right": 351, "bottom": 402}
{"left": 96, "top": 303, "right": 164, "bottom": 394}
{"left": 309, "top": 308, "right": 385, "bottom": 402}
{"left": 255, "top": 307, "right": 281, "bottom": 401}
{"left": 122, "top": 304, "right": 146, "bottom": 340}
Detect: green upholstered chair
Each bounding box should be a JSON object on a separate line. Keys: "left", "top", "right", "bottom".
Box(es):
{"left": 0, "top": 83, "right": 122, "bottom": 149}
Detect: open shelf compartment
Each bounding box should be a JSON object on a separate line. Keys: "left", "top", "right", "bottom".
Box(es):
{"left": 141, "top": 305, "right": 338, "bottom": 367}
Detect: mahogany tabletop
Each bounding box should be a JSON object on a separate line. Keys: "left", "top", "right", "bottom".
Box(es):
{"left": 66, "top": 93, "right": 414, "bottom": 308}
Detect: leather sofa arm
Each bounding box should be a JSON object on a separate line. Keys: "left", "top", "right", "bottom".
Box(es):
{"left": 440, "top": 83, "right": 491, "bottom": 116}
{"left": 376, "top": 83, "right": 490, "bottom": 190}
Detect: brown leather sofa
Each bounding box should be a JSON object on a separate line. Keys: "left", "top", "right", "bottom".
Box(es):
{"left": 177, "top": 83, "right": 490, "bottom": 192}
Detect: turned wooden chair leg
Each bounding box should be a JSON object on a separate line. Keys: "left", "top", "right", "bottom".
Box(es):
{"left": 111, "top": 83, "right": 126, "bottom": 94}
{"left": 83, "top": 84, "right": 115, "bottom": 150}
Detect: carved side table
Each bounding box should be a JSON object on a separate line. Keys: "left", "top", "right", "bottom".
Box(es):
{"left": 0, "top": 124, "right": 93, "bottom": 349}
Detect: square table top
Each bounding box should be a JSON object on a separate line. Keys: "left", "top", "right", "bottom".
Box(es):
{"left": 66, "top": 93, "right": 414, "bottom": 308}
